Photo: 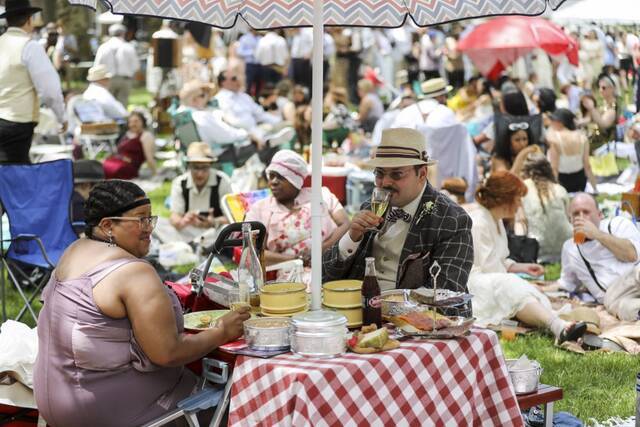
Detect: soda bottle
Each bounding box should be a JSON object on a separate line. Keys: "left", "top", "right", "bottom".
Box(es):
{"left": 362, "top": 257, "right": 382, "bottom": 328}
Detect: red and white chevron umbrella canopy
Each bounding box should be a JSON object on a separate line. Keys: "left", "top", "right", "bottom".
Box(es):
{"left": 70, "top": 0, "right": 566, "bottom": 29}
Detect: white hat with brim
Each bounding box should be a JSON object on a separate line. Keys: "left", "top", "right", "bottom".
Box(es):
{"left": 186, "top": 142, "right": 215, "bottom": 163}
{"left": 366, "top": 128, "right": 437, "bottom": 168}
{"left": 419, "top": 77, "right": 453, "bottom": 100}
{"left": 87, "top": 64, "right": 112, "bottom": 82}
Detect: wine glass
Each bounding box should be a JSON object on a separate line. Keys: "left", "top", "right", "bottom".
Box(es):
{"left": 368, "top": 188, "right": 391, "bottom": 232}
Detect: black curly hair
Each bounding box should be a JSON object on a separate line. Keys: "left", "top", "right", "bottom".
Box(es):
{"left": 84, "top": 180, "right": 146, "bottom": 238}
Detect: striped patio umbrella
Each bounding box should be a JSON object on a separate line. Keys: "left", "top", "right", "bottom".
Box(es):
{"left": 68, "top": 0, "right": 568, "bottom": 310}
{"left": 71, "top": 0, "right": 567, "bottom": 29}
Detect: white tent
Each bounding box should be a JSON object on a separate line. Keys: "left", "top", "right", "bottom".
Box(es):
{"left": 552, "top": 0, "right": 640, "bottom": 24}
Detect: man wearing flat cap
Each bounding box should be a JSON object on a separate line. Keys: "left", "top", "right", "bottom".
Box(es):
{"left": 0, "top": 0, "right": 66, "bottom": 164}
{"left": 323, "top": 128, "right": 474, "bottom": 317}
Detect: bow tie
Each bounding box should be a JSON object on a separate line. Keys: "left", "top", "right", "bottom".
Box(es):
{"left": 386, "top": 208, "right": 412, "bottom": 224}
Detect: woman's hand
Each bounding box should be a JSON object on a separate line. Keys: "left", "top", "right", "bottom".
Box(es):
{"left": 509, "top": 262, "right": 545, "bottom": 277}
{"left": 217, "top": 307, "right": 251, "bottom": 342}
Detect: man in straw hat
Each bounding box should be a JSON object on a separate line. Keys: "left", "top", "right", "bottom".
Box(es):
{"left": 83, "top": 64, "right": 128, "bottom": 122}
{"left": 392, "top": 77, "right": 455, "bottom": 130}
{"left": 168, "top": 142, "right": 231, "bottom": 243}
{"left": 323, "top": 127, "right": 473, "bottom": 317}
{"left": 0, "top": 0, "right": 66, "bottom": 163}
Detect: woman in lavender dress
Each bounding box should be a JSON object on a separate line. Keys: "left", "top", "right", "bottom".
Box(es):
{"left": 33, "top": 180, "right": 250, "bottom": 427}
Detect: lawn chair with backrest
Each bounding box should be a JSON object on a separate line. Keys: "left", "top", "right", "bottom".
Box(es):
{"left": 172, "top": 110, "right": 238, "bottom": 176}
{"left": 69, "top": 96, "right": 121, "bottom": 160}
{"left": 0, "top": 160, "right": 78, "bottom": 324}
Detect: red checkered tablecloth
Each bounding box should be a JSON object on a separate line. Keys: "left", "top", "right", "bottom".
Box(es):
{"left": 228, "top": 328, "right": 523, "bottom": 426}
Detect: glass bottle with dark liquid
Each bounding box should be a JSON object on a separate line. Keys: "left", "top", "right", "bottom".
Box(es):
{"left": 362, "top": 257, "right": 382, "bottom": 328}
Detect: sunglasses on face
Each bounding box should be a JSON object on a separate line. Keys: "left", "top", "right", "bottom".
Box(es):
{"left": 508, "top": 122, "right": 529, "bottom": 131}
{"left": 373, "top": 167, "right": 413, "bottom": 181}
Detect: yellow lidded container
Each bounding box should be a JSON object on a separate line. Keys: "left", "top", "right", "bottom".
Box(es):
{"left": 260, "top": 282, "right": 307, "bottom": 314}
{"left": 322, "top": 304, "right": 362, "bottom": 328}
{"left": 322, "top": 280, "right": 363, "bottom": 307}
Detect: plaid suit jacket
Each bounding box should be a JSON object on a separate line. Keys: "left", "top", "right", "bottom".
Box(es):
{"left": 322, "top": 183, "right": 474, "bottom": 317}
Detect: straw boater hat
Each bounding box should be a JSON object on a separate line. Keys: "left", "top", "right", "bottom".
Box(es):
{"left": 0, "top": 0, "right": 41, "bottom": 18}
{"left": 179, "top": 80, "right": 216, "bottom": 104}
{"left": 87, "top": 64, "right": 112, "bottom": 82}
{"left": 367, "top": 128, "right": 437, "bottom": 168}
{"left": 420, "top": 77, "right": 453, "bottom": 99}
{"left": 186, "top": 142, "right": 215, "bottom": 163}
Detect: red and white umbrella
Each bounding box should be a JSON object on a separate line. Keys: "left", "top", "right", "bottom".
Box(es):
{"left": 458, "top": 15, "right": 578, "bottom": 80}
{"left": 68, "top": 0, "right": 568, "bottom": 309}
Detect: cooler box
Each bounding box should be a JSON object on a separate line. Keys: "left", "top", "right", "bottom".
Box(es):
{"left": 302, "top": 166, "right": 351, "bottom": 205}
{"left": 346, "top": 170, "right": 375, "bottom": 214}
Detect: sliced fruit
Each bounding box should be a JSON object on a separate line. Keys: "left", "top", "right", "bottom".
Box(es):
{"left": 358, "top": 327, "right": 389, "bottom": 349}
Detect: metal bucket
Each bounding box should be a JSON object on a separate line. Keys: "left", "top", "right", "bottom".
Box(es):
{"left": 505, "top": 359, "right": 543, "bottom": 394}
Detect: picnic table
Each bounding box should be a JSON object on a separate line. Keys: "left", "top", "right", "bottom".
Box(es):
{"left": 226, "top": 328, "right": 523, "bottom": 426}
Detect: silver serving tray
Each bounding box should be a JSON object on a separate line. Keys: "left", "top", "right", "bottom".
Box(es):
{"left": 396, "top": 316, "right": 475, "bottom": 339}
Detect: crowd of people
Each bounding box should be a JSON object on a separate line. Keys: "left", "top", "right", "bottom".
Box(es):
{"left": 3, "top": 0, "right": 640, "bottom": 424}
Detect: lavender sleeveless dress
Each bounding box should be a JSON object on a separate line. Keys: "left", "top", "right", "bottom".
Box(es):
{"left": 33, "top": 258, "right": 198, "bottom": 427}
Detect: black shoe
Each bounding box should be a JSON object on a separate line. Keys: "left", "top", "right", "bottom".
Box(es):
{"left": 558, "top": 321, "right": 588, "bottom": 345}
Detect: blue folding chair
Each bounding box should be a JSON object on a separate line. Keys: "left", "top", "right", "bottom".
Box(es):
{"left": 0, "top": 159, "right": 78, "bottom": 324}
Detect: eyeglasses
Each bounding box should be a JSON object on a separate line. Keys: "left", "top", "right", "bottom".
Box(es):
{"left": 508, "top": 122, "right": 529, "bottom": 131}
{"left": 373, "top": 167, "right": 414, "bottom": 181}
{"left": 107, "top": 216, "right": 158, "bottom": 230}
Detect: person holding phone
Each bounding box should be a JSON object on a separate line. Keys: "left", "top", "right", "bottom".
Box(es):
{"left": 169, "top": 142, "right": 231, "bottom": 243}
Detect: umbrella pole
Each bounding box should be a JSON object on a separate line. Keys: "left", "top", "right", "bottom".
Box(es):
{"left": 310, "top": 0, "right": 324, "bottom": 311}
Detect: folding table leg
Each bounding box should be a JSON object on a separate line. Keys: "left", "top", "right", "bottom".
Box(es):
{"left": 209, "top": 377, "right": 233, "bottom": 427}
{"left": 543, "top": 402, "right": 554, "bottom": 427}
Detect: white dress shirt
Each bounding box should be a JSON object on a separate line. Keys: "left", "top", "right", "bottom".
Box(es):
{"left": 291, "top": 28, "right": 313, "bottom": 59}
{"left": 338, "top": 184, "right": 426, "bottom": 291}
{"left": 558, "top": 217, "right": 640, "bottom": 303}
{"left": 254, "top": 31, "right": 289, "bottom": 67}
{"left": 95, "top": 37, "right": 140, "bottom": 78}
{"left": 214, "top": 88, "right": 281, "bottom": 132}
{"left": 82, "top": 83, "right": 128, "bottom": 121}
{"left": 22, "top": 39, "right": 66, "bottom": 123}
{"left": 191, "top": 109, "right": 248, "bottom": 147}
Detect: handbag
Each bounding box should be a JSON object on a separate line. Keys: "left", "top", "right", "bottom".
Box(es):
{"left": 507, "top": 232, "right": 539, "bottom": 263}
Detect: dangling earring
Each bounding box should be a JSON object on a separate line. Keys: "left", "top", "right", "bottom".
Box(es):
{"left": 107, "top": 231, "right": 116, "bottom": 247}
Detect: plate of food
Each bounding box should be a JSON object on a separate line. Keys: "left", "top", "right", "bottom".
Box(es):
{"left": 347, "top": 324, "right": 401, "bottom": 354}
{"left": 184, "top": 310, "right": 230, "bottom": 331}
{"left": 389, "top": 310, "right": 475, "bottom": 339}
{"left": 381, "top": 289, "right": 473, "bottom": 318}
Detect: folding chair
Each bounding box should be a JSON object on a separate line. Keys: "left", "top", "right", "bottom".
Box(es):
{"left": 141, "top": 357, "right": 231, "bottom": 427}
{"left": 0, "top": 160, "right": 78, "bottom": 324}
{"left": 220, "top": 189, "right": 271, "bottom": 223}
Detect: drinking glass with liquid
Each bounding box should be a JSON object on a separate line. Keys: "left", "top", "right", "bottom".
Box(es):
{"left": 368, "top": 188, "right": 391, "bottom": 232}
